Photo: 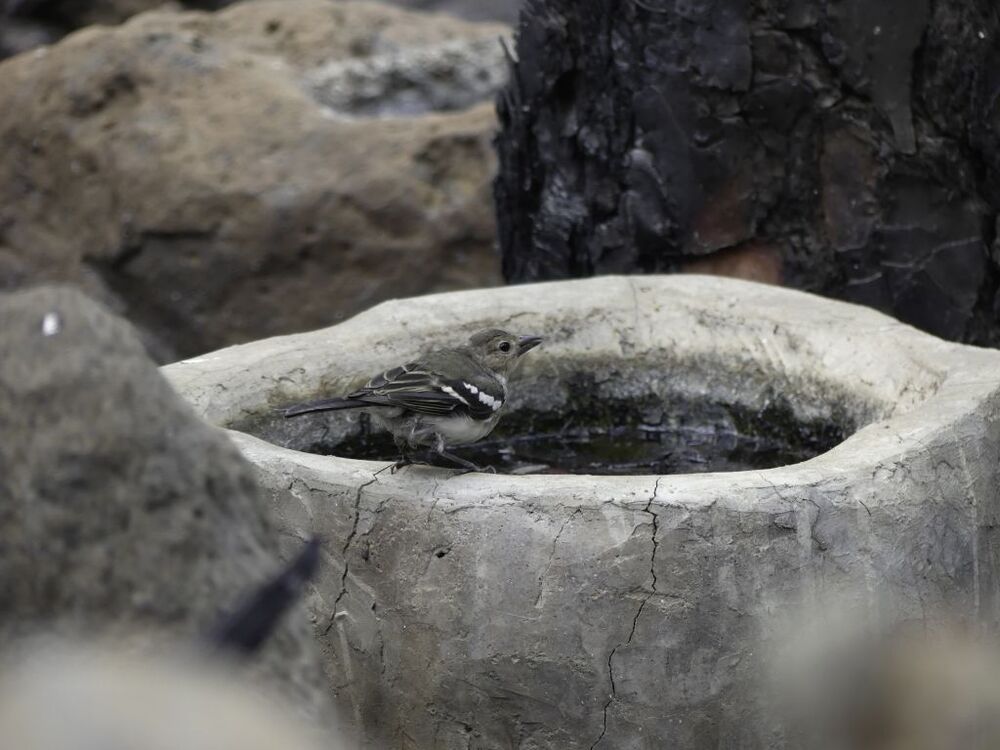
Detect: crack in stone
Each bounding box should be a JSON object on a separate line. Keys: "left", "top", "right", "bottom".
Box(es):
{"left": 647, "top": 477, "right": 662, "bottom": 592}
{"left": 590, "top": 646, "right": 616, "bottom": 750}
{"left": 591, "top": 478, "right": 662, "bottom": 749}
{"left": 535, "top": 508, "right": 582, "bottom": 607}
{"left": 762, "top": 473, "right": 828, "bottom": 551}
{"left": 325, "top": 474, "right": 378, "bottom": 634}
{"left": 425, "top": 493, "right": 442, "bottom": 523}
{"left": 359, "top": 496, "right": 393, "bottom": 546}
{"left": 378, "top": 622, "right": 387, "bottom": 676}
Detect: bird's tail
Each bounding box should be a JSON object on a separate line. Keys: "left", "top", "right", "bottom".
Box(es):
{"left": 281, "top": 396, "right": 367, "bottom": 418}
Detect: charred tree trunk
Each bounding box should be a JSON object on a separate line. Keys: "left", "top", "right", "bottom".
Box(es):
{"left": 495, "top": 0, "right": 1000, "bottom": 345}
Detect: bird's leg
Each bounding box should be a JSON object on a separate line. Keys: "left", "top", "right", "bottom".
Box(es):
{"left": 390, "top": 455, "right": 413, "bottom": 474}
{"left": 435, "top": 448, "right": 479, "bottom": 472}
{"left": 390, "top": 438, "right": 413, "bottom": 474}
{"left": 433, "top": 439, "right": 495, "bottom": 475}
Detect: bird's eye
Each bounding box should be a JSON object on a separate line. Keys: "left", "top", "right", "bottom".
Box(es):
{"left": 499, "top": 341, "right": 512, "bottom": 353}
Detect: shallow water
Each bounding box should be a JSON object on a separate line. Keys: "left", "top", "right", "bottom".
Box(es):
{"left": 278, "top": 394, "right": 849, "bottom": 475}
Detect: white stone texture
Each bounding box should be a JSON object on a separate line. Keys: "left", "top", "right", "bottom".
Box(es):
{"left": 166, "top": 276, "right": 1000, "bottom": 748}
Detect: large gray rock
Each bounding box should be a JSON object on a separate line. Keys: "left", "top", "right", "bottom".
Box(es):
{"left": 0, "top": 285, "right": 332, "bottom": 722}
{"left": 0, "top": 0, "right": 507, "bottom": 360}
{"left": 165, "top": 275, "right": 1000, "bottom": 748}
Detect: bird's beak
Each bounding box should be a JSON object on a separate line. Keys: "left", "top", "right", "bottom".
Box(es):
{"left": 517, "top": 335, "right": 543, "bottom": 356}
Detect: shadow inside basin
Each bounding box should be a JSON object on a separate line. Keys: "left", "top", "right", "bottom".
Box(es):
{"left": 237, "top": 374, "right": 856, "bottom": 475}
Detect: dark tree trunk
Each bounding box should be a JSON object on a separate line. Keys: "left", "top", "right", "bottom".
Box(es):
{"left": 495, "top": 0, "right": 1000, "bottom": 345}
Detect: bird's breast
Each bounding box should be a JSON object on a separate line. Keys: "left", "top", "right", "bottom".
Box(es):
{"left": 427, "top": 413, "right": 499, "bottom": 446}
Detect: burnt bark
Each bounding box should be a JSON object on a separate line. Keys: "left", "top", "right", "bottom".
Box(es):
{"left": 495, "top": 0, "right": 1000, "bottom": 345}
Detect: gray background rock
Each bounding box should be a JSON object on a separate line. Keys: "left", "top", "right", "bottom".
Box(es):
{"left": 0, "top": 285, "right": 333, "bottom": 722}
{"left": 494, "top": 0, "right": 1000, "bottom": 349}
{"left": 0, "top": 643, "right": 341, "bottom": 750}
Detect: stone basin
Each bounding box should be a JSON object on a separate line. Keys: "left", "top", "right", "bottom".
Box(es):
{"left": 164, "top": 275, "right": 1000, "bottom": 748}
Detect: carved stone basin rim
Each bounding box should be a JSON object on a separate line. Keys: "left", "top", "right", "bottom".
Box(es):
{"left": 167, "top": 274, "right": 993, "bottom": 498}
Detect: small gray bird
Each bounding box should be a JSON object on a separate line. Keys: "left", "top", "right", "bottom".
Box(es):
{"left": 282, "top": 329, "right": 542, "bottom": 472}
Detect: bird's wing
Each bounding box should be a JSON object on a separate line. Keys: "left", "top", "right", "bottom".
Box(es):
{"left": 350, "top": 362, "right": 502, "bottom": 419}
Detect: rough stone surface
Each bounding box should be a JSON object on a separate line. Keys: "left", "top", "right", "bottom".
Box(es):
{"left": 166, "top": 276, "right": 1000, "bottom": 748}
{"left": 0, "top": 0, "right": 508, "bottom": 360}
{"left": 495, "top": 0, "right": 1000, "bottom": 348}
{"left": 0, "top": 285, "right": 333, "bottom": 723}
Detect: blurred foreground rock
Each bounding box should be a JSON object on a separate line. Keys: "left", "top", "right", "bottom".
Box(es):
{"left": 0, "top": 0, "right": 508, "bottom": 360}
{"left": 776, "top": 619, "right": 1000, "bottom": 750}
{"left": 0, "top": 285, "right": 333, "bottom": 722}
{"left": 0, "top": 642, "right": 339, "bottom": 750}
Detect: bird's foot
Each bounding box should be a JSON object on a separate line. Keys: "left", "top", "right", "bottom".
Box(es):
{"left": 373, "top": 455, "right": 412, "bottom": 477}
{"left": 433, "top": 447, "right": 497, "bottom": 475}
{"left": 450, "top": 463, "right": 496, "bottom": 477}
{"left": 390, "top": 457, "right": 412, "bottom": 474}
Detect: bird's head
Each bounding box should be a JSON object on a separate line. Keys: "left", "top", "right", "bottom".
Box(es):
{"left": 465, "top": 328, "right": 542, "bottom": 376}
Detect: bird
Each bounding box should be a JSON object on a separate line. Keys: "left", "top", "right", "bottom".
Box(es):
{"left": 281, "top": 329, "right": 542, "bottom": 472}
